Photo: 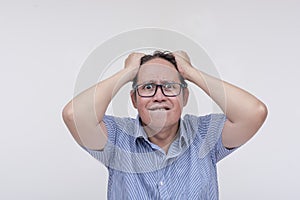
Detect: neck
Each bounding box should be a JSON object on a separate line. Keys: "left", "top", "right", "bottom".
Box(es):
{"left": 143, "top": 123, "right": 179, "bottom": 153}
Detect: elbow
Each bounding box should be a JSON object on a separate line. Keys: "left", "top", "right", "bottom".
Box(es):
{"left": 257, "top": 102, "right": 268, "bottom": 123}
{"left": 62, "top": 102, "right": 74, "bottom": 123}
{"left": 248, "top": 101, "right": 268, "bottom": 133}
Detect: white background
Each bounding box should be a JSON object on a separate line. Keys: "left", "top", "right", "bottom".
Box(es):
{"left": 1, "top": 0, "right": 299, "bottom": 199}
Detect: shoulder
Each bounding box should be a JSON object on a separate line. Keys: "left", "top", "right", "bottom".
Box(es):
{"left": 102, "top": 115, "right": 139, "bottom": 141}
{"left": 182, "top": 114, "right": 237, "bottom": 162}
{"left": 182, "top": 113, "right": 226, "bottom": 132}
{"left": 180, "top": 113, "right": 226, "bottom": 146}
{"left": 103, "top": 115, "right": 137, "bottom": 130}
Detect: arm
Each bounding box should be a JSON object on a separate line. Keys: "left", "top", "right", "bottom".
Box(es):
{"left": 62, "top": 53, "right": 144, "bottom": 150}
{"left": 174, "top": 51, "right": 268, "bottom": 148}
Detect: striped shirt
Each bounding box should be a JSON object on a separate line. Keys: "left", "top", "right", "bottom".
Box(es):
{"left": 83, "top": 114, "right": 237, "bottom": 199}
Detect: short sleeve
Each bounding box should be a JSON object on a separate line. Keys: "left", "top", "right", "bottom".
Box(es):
{"left": 81, "top": 115, "right": 130, "bottom": 167}
{"left": 214, "top": 133, "right": 238, "bottom": 163}
{"left": 196, "top": 113, "right": 238, "bottom": 163}
{"left": 210, "top": 114, "right": 238, "bottom": 163}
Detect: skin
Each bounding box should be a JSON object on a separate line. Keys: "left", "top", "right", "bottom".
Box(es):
{"left": 62, "top": 51, "right": 268, "bottom": 152}
{"left": 62, "top": 53, "right": 145, "bottom": 150}
{"left": 130, "top": 59, "right": 189, "bottom": 152}
{"left": 174, "top": 51, "right": 268, "bottom": 148}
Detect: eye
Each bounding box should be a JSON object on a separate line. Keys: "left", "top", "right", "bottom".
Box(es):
{"left": 142, "top": 83, "right": 155, "bottom": 90}
{"left": 163, "top": 83, "right": 174, "bottom": 90}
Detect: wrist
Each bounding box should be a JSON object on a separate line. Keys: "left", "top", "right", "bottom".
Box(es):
{"left": 122, "top": 67, "right": 138, "bottom": 83}
{"left": 183, "top": 65, "right": 197, "bottom": 81}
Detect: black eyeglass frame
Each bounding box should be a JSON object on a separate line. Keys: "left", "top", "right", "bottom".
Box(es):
{"left": 133, "top": 82, "right": 188, "bottom": 98}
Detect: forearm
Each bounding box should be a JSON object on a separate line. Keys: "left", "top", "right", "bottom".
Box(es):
{"left": 62, "top": 52, "right": 143, "bottom": 149}
{"left": 186, "top": 67, "right": 267, "bottom": 125}
{"left": 174, "top": 50, "right": 267, "bottom": 147}
{"left": 62, "top": 68, "right": 134, "bottom": 149}
{"left": 69, "top": 68, "right": 133, "bottom": 125}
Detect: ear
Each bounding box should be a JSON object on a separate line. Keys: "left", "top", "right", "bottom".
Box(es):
{"left": 130, "top": 90, "right": 138, "bottom": 109}
{"left": 183, "top": 88, "right": 189, "bottom": 107}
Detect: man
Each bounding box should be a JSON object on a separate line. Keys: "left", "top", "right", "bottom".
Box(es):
{"left": 62, "top": 50, "right": 267, "bottom": 199}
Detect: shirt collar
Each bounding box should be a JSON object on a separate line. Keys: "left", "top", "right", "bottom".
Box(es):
{"left": 178, "top": 118, "right": 189, "bottom": 148}
{"left": 134, "top": 115, "right": 148, "bottom": 139}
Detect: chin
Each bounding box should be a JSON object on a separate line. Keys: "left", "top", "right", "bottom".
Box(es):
{"left": 140, "top": 110, "right": 180, "bottom": 130}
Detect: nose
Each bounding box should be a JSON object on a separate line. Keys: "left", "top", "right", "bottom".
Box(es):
{"left": 153, "top": 86, "right": 166, "bottom": 101}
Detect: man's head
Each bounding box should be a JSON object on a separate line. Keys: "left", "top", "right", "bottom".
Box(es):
{"left": 132, "top": 51, "right": 186, "bottom": 89}
{"left": 130, "top": 51, "right": 189, "bottom": 132}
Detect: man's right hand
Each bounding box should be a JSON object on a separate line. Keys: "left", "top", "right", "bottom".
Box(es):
{"left": 124, "top": 52, "right": 145, "bottom": 81}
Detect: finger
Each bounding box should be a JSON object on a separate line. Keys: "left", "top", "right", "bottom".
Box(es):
{"left": 173, "top": 50, "right": 190, "bottom": 62}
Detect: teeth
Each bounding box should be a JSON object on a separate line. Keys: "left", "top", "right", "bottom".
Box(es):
{"left": 151, "top": 108, "right": 167, "bottom": 111}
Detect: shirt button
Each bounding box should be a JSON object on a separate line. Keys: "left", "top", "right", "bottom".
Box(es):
{"left": 159, "top": 181, "right": 164, "bottom": 186}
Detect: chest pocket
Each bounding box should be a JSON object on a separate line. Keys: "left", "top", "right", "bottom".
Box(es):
{"left": 165, "top": 156, "right": 212, "bottom": 199}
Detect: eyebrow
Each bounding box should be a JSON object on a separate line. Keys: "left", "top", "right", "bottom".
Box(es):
{"left": 139, "top": 80, "right": 178, "bottom": 85}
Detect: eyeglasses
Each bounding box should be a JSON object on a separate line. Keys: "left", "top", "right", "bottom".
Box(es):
{"left": 134, "top": 82, "right": 187, "bottom": 97}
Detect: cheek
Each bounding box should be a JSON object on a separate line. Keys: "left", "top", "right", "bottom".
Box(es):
{"left": 169, "top": 108, "right": 182, "bottom": 119}
{"left": 173, "top": 96, "right": 185, "bottom": 108}
{"left": 136, "top": 100, "right": 150, "bottom": 117}
{"left": 170, "top": 99, "right": 184, "bottom": 117}
{"left": 138, "top": 109, "right": 152, "bottom": 125}
{"left": 136, "top": 99, "right": 147, "bottom": 109}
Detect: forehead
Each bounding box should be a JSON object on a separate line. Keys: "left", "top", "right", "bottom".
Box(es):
{"left": 138, "top": 58, "right": 179, "bottom": 83}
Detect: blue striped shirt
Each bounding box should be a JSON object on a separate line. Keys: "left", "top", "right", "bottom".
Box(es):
{"left": 83, "top": 114, "right": 237, "bottom": 199}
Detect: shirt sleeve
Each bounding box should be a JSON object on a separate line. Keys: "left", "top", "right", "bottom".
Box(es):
{"left": 197, "top": 113, "right": 238, "bottom": 163}
{"left": 211, "top": 114, "right": 238, "bottom": 163}
{"left": 80, "top": 115, "right": 120, "bottom": 167}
